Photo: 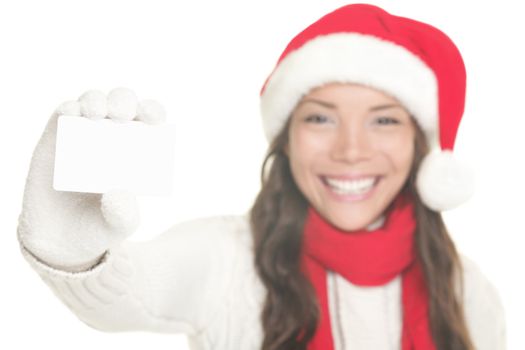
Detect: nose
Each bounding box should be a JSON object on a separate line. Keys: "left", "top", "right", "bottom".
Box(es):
{"left": 330, "top": 123, "right": 372, "bottom": 164}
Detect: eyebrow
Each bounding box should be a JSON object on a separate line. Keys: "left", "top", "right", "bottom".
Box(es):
{"left": 298, "top": 98, "right": 403, "bottom": 112}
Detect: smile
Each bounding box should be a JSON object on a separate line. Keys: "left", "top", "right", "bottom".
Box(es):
{"left": 321, "top": 176, "right": 380, "bottom": 198}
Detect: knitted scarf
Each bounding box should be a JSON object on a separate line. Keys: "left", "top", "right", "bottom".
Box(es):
{"left": 301, "top": 194, "right": 436, "bottom": 349}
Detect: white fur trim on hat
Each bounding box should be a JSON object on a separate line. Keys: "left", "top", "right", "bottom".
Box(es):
{"left": 260, "top": 32, "right": 439, "bottom": 143}
{"left": 416, "top": 150, "right": 475, "bottom": 211}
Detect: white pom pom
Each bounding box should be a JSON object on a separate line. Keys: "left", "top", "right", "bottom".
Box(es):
{"left": 107, "top": 87, "right": 138, "bottom": 121}
{"left": 415, "top": 150, "right": 475, "bottom": 211}
{"left": 78, "top": 90, "right": 107, "bottom": 119}
{"left": 137, "top": 99, "right": 166, "bottom": 124}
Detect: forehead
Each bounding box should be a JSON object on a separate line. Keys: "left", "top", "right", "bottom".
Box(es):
{"left": 305, "top": 82, "right": 399, "bottom": 102}
{"left": 296, "top": 82, "right": 408, "bottom": 114}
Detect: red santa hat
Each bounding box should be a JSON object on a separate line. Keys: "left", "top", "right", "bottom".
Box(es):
{"left": 259, "top": 3, "right": 475, "bottom": 211}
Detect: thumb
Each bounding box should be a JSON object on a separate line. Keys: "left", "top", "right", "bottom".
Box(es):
{"left": 100, "top": 189, "right": 140, "bottom": 235}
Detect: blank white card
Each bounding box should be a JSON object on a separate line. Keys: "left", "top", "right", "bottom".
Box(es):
{"left": 53, "top": 115, "right": 175, "bottom": 196}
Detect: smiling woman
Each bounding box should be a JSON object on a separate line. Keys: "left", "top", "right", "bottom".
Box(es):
{"left": 17, "top": 3, "right": 505, "bottom": 350}
{"left": 252, "top": 3, "right": 502, "bottom": 349}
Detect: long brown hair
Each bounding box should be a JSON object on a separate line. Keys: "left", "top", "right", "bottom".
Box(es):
{"left": 249, "top": 115, "right": 475, "bottom": 350}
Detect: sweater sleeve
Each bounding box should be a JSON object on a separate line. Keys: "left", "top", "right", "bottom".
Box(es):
{"left": 19, "top": 215, "right": 244, "bottom": 336}
{"left": 460, "top": 254, "right": 507, "bottom": 350}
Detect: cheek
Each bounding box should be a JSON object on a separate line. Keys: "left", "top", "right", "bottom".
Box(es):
{"left": 391, "top": 135, "right": 415, "bottom": 174}
{"left": 376, "top": 131, "right": 415, "bottom": 173}
{"left": 288, "top": 144, "right": 314, "bottom": 184}
{"left": 288, "top": 132, "right": 328, "bottom": 193}
{"left": 288, "top": 127, "right": 331, "bottom": 168}
{"left": 287, "top": 135, "right": 307, "bottom": 182}
{"left": 291, "top": 127, "right": 331, "bottom": 153}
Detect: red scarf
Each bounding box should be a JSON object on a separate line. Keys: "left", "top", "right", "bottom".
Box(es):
{"left": 301, "top": 194, "right": 436, "bottom": 349}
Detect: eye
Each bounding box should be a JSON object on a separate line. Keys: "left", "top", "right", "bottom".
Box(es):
{"left": 375, "top": 116, "right": 400, "bottom": 125}
{"left": 304, "top": 114, "right": 331, "bottom": 123}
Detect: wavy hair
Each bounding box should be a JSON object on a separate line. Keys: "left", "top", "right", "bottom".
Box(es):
{"left": 249, "top": 115, "right": 475, "bottom": 350}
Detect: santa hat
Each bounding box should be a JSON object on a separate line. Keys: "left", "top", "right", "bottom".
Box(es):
{"left": 259, "top": 3, "right": 474, "bottom": 211}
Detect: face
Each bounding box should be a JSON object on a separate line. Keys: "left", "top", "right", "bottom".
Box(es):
{"left": 286, "top": 83, "right": 416, "bottom": 232}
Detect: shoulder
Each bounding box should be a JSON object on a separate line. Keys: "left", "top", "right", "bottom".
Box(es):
{"left": 458, "top": 253, "right": 502, "bottom": 304}
{"left": 458, "top": 253, "right": 507, "bottom": 349}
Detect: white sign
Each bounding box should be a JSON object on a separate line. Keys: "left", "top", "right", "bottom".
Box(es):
{"left": 53, "top": 115, "right": 176, "bottom": 196}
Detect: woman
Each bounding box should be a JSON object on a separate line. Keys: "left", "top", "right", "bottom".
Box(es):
{"left": 17, "top": 3, "right": 505, "bottom": 350}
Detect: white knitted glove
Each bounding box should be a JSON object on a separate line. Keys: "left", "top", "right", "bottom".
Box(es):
{"left": 17, "top": 87, "right": 166, "bottom": 272}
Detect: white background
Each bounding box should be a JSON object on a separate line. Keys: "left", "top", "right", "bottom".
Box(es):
{"left": 2, "top": 0, "right": 523, "bottom": 349}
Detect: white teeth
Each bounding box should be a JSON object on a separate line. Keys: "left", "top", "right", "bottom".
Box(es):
{"left": 325, "top": 177, "right": 377, "bottom": 195}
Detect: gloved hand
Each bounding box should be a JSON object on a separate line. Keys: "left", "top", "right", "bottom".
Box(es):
{"left": 17, "top": 87, "right": 166, "bottom": 272}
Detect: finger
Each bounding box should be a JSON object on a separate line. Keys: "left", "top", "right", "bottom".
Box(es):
{"left": 78, "top": 90, "right": 107, "bottom": 120}
{"left": 100, "top": 189, "right": 140, "bottom": 235}
{"left": 136, "top": 99, "right": 166, "bottom": 125}
{"left": 107, "top": 87, "right": 138, "bottom": 122}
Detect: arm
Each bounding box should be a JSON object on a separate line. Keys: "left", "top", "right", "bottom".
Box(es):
{"left": 19, "top": 214, "right": 242, "bottom": 335}
{"left": 17, "top": 88, "right": 237, "bottom": 336}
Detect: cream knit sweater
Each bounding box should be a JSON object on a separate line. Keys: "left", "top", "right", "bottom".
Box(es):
{"left": 20, "top": 214, "right": 506, "bottom": 350}
{"left": 18, "top": 89, "right": 506, "bottom": 349}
